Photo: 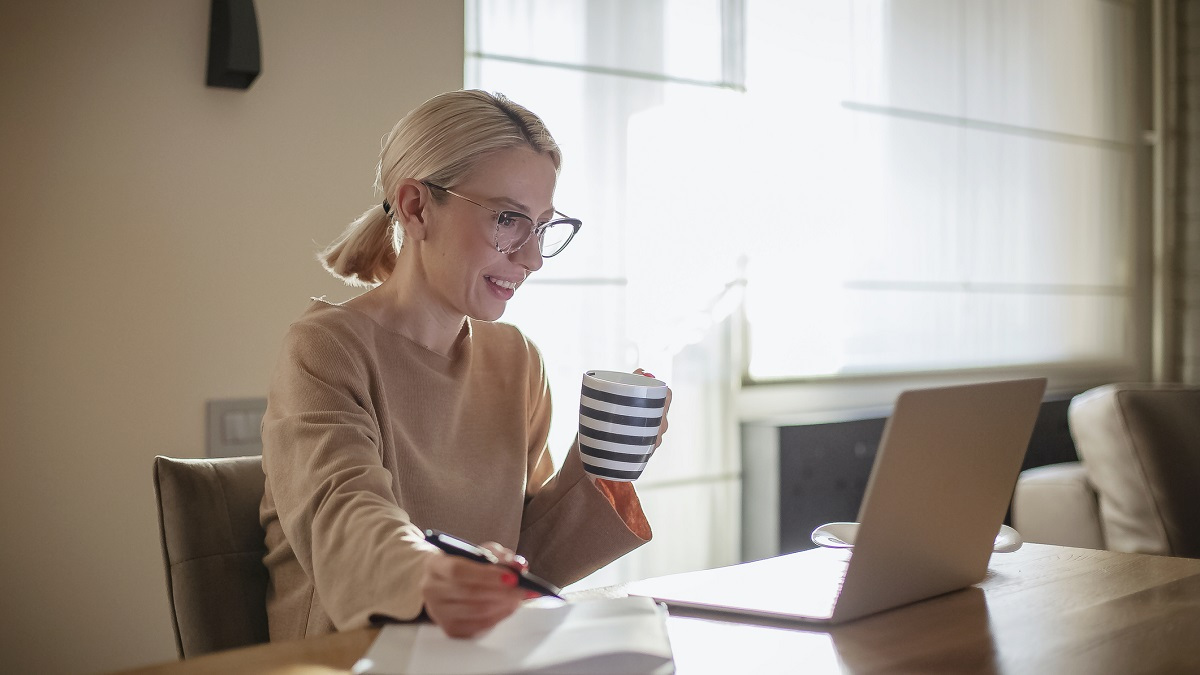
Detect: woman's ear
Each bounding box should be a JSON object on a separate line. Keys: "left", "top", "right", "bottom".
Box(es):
{"left": 393, "top": 179, "right": 430, "bottom": 242}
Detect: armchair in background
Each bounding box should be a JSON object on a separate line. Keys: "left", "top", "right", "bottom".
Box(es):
{"left": 1012, "top": 383, "right": 1200, "bottom": 558}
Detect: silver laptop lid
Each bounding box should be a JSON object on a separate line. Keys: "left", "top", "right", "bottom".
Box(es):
{"left": 830, "top": 377, "right": 1047, "bottom": 622}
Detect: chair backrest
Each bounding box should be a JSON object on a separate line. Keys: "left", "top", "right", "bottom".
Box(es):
{"left": 1069, "top": 384, "right": 1200, "bottom": 558}
{"left": 153, "top": 455, "right": 269, "bottom": 658}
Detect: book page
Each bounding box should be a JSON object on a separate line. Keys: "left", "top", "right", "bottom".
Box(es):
{"left": 355, "top": 596, "right": 673, "bottom": 675}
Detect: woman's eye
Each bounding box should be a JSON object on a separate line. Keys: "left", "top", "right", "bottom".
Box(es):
{"left": 497, "top": 215, "right": 521, "bottom": 229}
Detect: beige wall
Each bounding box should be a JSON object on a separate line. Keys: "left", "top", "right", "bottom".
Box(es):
{"left": 0, "top": 2, "right": 463, "bottom": 672}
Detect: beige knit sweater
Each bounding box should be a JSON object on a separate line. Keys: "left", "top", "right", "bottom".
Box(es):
{"left": 259, "top": 300, "right": 651, "bottom": 641}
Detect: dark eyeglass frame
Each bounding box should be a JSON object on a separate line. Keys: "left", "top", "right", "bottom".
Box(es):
{"left": 422, "top": 181, "right": 582, "bottom": 258}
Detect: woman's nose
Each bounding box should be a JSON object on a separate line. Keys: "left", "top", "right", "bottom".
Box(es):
{"left": 511, "top": 238, "right": 544, "bottom": 272}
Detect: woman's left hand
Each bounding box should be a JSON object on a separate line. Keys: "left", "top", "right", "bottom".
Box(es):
{"left": 633, "top": 368, "right": 671, "bottom": 450}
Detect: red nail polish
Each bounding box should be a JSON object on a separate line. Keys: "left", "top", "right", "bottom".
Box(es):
{"left": 501, "top": 572, "right": 518, "bottom": 587}
{"left": 642, "top": 372, "right": 655, "bottom": 378}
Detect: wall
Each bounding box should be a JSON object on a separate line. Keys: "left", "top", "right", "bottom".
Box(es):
{"left": 1178, "top": 1, "right": 1200, "bottom": 383}
{"left": 0, "top": 2, "right": 463, "bottom": 672}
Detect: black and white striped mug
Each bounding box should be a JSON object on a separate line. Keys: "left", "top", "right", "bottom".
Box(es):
{"left": 577, "top": 370, "right": 667, "bottom": 481}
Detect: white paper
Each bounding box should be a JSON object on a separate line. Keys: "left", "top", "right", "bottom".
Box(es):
{"left": 354, "top": 596, "right": 673, "bottom": 675}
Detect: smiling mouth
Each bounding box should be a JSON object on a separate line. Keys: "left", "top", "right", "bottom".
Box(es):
{"left": 485, "top": 276, "right": 521, "bottom": 291}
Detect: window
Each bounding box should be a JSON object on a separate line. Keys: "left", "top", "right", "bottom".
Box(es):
{"left": 467, "top": 0, "right": 1146, "bottom": 585}
{"left": 467, "top": 0, "right": 745, "bottom": 467}
{"left": 739, "top": 1, "right": 1140, "bottom": 380}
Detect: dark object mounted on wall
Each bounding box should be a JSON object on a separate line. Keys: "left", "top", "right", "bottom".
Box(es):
{"left": 206, "top": 0, "right": 261, "bottom": 89}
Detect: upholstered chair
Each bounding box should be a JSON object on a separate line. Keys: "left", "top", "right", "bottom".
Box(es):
{"left": 1012, "top": 383, "right": 1200, "bottom": 558}
{"left": 152, "top": 455, "right": 269, "bottom": 658}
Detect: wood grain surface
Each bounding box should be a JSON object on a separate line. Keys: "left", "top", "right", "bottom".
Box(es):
{"left": 120, "top": 544, "right": 1200, "bottom": 674}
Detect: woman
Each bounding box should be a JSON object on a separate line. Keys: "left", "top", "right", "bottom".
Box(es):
{"left": 259, "top": 90, "right": 669, "bottom": 641}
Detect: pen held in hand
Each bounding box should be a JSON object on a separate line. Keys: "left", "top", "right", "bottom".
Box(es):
{"left": 424, "top": 529, "right": 565, "bottom": 600}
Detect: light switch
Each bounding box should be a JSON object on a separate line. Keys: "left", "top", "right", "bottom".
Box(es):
{"left": 222, "top": 409, "right": 259, "bottom": 444}
{"left": 206, "top": 397, "right": 268, "bottom": 458}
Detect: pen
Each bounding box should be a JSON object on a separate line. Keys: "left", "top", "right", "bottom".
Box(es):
{"left": 423, "top": 529, "right": 565, "bottom": 600}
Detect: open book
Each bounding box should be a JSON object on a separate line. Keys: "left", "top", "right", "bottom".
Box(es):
{"left": 353, "top": 596, "right": 674, "bottom": 675}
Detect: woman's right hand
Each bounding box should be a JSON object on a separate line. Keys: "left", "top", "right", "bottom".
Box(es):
{"left": 420, "top": 542, "right": 533, "bottom": 638}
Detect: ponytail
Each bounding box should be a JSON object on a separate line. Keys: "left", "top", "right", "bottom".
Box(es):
{"left": 318, "top": 204, "right": 399, "bottom": 287}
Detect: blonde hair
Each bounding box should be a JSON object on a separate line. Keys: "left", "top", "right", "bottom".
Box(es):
{"left": 319, "top": 90, "right": 563, "bottom": 287}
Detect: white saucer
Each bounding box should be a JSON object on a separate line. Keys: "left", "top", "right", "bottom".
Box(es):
{"left": 810, "top": 522, "right": 1023, "bottom": 553}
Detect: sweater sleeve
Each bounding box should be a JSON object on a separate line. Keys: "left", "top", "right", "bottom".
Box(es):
{"left": 516, "top": 339, "right": 652, "bottom": 586}
{"left": 262, "top": 322, "right": 436, "bottom": 630}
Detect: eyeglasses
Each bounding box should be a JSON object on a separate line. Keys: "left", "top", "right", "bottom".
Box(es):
{"left": 422, "top": 181, "right": 582, "bottom": 258}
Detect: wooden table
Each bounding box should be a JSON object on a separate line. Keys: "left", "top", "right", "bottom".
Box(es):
{"left": 122, "top": 543, "right": 1200, "bottom": 674}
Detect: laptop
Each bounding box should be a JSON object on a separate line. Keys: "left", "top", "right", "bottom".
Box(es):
{"left": 626, "top": 377, "right": 1047, "bottom": 624}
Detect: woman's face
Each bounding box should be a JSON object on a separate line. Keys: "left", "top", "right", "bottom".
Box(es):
{"left": 422, "top": 146, "right": 557, "bottom": 322}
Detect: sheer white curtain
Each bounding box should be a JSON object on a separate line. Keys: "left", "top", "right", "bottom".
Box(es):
{"left": 741, "top": 0, "right": 1138, "bottom": 379}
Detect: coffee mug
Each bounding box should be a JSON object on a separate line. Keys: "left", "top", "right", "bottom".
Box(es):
{"left": 577, "top": 370, "right": 668, "bottom": 481}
